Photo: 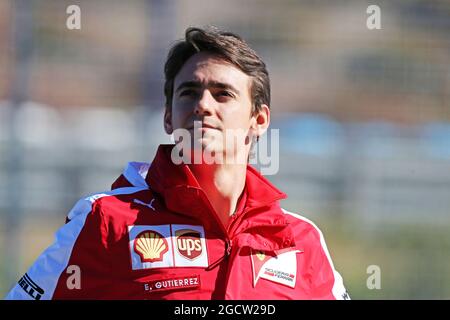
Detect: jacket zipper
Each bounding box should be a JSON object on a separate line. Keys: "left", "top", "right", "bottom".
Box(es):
{"left": 197, "top": 188, "right": 229, "bottom": 238}
{"left": 197, "top": 189, "right": 233, "bottom": 268}
{"left": 198, "top": 190, "right": 287, "bottom": 298}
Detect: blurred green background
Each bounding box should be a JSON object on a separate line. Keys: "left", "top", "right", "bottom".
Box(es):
{"left": 1, "top": 0, "right": 450, "bottom": 299}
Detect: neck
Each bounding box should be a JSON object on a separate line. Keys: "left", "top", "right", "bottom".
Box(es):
{"left": 188, "top": 161, "right": 247, "bottom": 229}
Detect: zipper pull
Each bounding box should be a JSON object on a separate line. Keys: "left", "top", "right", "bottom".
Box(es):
{"left": 226, "top": 239, "right": 232, "bottom": 256}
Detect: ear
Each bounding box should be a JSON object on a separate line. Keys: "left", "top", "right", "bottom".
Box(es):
{"left": 250, "top": 104, "right": 270, "bottom": 138}
{"left": 164, "top": 106, "right": 173, "bottom": 134}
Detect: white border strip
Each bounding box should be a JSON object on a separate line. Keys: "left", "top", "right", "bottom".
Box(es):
{"left": 6, "top": 187, "right": 146, "bottom": 300}
{"left": 123, "top": 162, "right": 150, "bottom": 188}
{"left": 282, "top": 208, "right": 348, "bottom": 300}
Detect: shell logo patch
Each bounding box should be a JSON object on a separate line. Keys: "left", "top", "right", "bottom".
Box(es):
{"left": 134, "top": 230, "right": 168, "bottom": 263}
{"left": 128, "top": 225, "right": 173, "bottom": 270}
{"left": 128, "top": 224, "right": 208, "bottom": 270}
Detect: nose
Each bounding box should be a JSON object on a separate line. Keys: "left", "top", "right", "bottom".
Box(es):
{"left": 194, "top": 89, "right": 214, "bottom": 116}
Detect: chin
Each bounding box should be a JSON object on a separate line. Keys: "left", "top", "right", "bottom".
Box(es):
{"left": 189, "top": 140, "right": 224, "bottom": 164}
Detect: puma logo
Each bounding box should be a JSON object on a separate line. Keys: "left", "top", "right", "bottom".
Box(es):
{"left": 133, "top": 198, "right": 155, "bottom": 211}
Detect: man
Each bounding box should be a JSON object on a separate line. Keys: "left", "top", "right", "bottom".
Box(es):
{"left": 6, "top": 26, "right": 349, "bottom": 300}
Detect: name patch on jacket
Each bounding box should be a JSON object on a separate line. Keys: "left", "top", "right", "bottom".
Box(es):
{"left": 143, "top": 274, "right": 201, "bottom": 293}
{"left": 251, "top": 249, "right": 301, "bottom": 288}
{"left": 128, "top": 224, "right": 208, "bottom": 270}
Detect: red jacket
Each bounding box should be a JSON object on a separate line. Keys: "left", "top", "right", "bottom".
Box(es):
{"left": 6, "top": 144, "right": 349, "bottom": 300}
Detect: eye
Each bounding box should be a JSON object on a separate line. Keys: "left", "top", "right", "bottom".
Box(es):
{"left": 179, "top": 89, "right": 197, "bottom": 97}
{"left": 217, "top": 91, "right": 234, "bottom": 98}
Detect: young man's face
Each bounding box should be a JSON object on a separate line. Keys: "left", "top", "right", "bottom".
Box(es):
{"left": 165, "top": 52, "right": 269, "bottom": 164}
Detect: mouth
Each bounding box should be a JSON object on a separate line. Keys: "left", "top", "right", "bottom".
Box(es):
{"left": 186, "top": 123, "right": 219, "bottom": 130}
{"left": 201, "top": 123, "right": 218, "bottom": 130}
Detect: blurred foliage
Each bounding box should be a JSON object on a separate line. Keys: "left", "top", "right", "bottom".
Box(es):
{"left": 319, "top": 215, "right": 450, "bottom": 299}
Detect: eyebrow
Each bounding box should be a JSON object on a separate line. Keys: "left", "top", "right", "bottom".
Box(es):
{"left": 175, "top": 80, "right": 241, "bottom": 96}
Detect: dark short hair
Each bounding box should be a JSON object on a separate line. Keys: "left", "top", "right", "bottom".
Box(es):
{"left": 164, "top": 26, "right": 270, "bottom": 115}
